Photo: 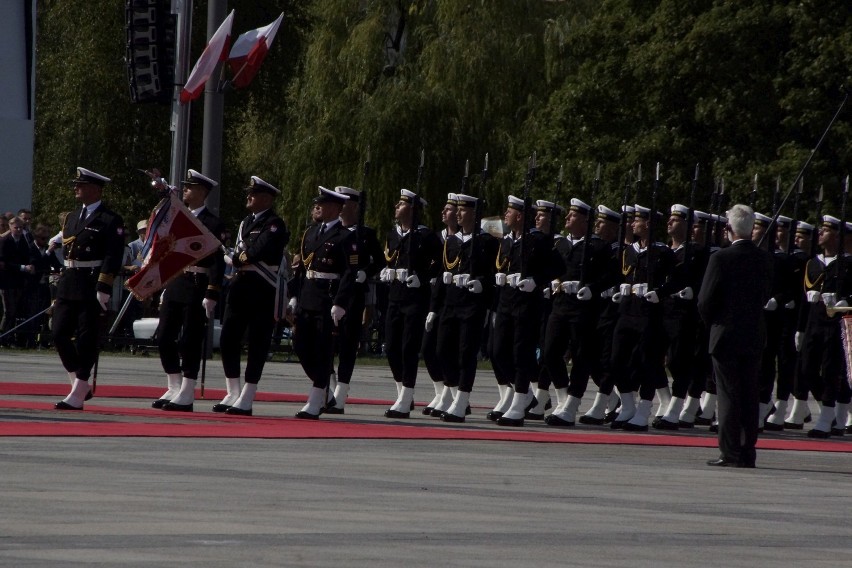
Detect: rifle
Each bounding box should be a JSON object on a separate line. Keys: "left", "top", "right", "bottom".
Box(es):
{"left": 839, "top": 175, "right": 849, "bottom": 298}
{"left": 647, "top": 163, "right": 660, "bottom": 290}
{"left": 716, "top": 179, "right": 728, "bottom": 246}
{"left": 468, "top": 153, "right": 488, "bottom": 275}
{"left": 617, "top": 171, "right": 632, "bottom": 263}
{"left": 705, "top": 179, "right": 719, "bottom": 249}
{"left": 811, "top": 185, "right": 824, "bottom": 258}
{"left": 358, "top": 146, "right": 370, "bottom": 255}
{"left": 408, "top": 149, "right": 425, "bottom": 270}
{"left": 549, "top": 164, "right": 564, "bottom": 236}
{"left": 786, "top": 177, "right": 802, "bottom": 253}
{"left": 520, "top": 152, "right": 536, "bottom": 277}
{"left": 750, "top": 173, "right": 758, "bottom": 210}
{"left": 579, "top": 163, "right": 600, "bottom": 286}
{"left": 758, "top": 90, "right": 849, "bottom": 249}
{"left": 767, "top": 176, "right": 780, "bottom": 253}
{"left": 684, "top": 163, "right": 699, "bottom": 274}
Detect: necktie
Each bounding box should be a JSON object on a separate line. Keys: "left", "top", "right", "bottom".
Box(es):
{"left": 80, "top": 207, "right": 87, "bottom": 223}
{"left": 319, "top": 223, "right": 326, "bottom": 236}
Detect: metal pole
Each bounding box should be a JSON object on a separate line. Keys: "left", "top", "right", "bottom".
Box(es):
{"left": 202, "top": 0, "right": 228, "bottom": 215}
{"left": 169, "top": 0, "right": 193, "bottom": 185}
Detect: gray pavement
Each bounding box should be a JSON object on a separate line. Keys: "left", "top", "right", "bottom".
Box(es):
{"left": 1, "top": 350, "right": 851, "bottom": 567}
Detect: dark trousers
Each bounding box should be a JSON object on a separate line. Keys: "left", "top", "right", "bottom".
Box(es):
{"left": 220, "top": 279, "right": 275, "bottom": 384}
{"left": 665, "top": 312, "right": 698, "bottom": 398}
{"left": 611, "top": 314, "right": 667, "bottom": 400}
{"left": 421, "top": 316, "right": 443, "bottom": 383}
{"left": 491, "top": 306, "right": 541, "bottom": 395}
{"left": 0, "top": 288, "right": 24, "bottom": 333}
{"left": 436, "top": 305, "right": 486, "bottom": 392}
{"left": 52, "top": 296, "right": 100, "bottom": 381}
{"left": 799, "top": 322, "right": 844, "bottom": 406}
{"left": 713, "top": 352, "right": 760, "bottom": 465}
{"left": 385, "top": 299, "right": 427, "bottom": 387}
{"left": 158, "top": 298, "right": 206, "bottom": 380}
{"left": 590, "top": 311, "right": 618, "bottom": 395}
{"left": 543, "top": 311, "right": 595, "bottom": 397}
{"left": 294, "top": 308, "right": 335, "bottom": 389}
{"left": 335, "top": 292, "right": 365, "bottom": 384}
{"left": 759, "top": 310, "right": 785, "bottom": 404}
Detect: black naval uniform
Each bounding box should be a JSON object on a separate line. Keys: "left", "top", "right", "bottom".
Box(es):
{"left": 542, "top": 232, "right": 610, "bottom": 400}
{"left": 491, "top": 229, "right": 550, "bottom": 398}
{"left": 291, "top": 219, "right": 359, "bottom": 390}
{"left": 421, "top": 228, "right": 455, "bottom": 397}
{"left": 53, "top": 202, "right": 125, "bottom": 380}
{"left": 220, "top": 210, "right": 289, "bottom": 384}
{"left": 383, "top": 225, "right": 442, "bottom": 389}
{"left": 334, "top": 223, "right": 383, "bottom": 386}
{"left": 434, "top": 229, "right": 498, "bottom": 394}
{"left": 157, "top": 207, "right": 226, "bottom": 380}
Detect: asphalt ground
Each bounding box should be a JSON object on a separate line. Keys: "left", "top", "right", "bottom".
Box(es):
{"left": 1, "top": 350, "right": 850, "bottom": 567}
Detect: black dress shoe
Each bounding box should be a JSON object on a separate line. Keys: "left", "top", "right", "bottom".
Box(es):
{"left": 604, "top": 409, "right": 619, "bottom": 424}
{"left": 54, "top": 401, "right": 83, "bottom": 410}
{"left": 466, "top": 405, "right": 472, "bottom": 416}
{"left": 211, "top": 403, "right": 231, "bottom": 413}
{"left": 163, "top": 402, "right": 193, "bottom": 412}
{"left": 152, "top": 398, "right": 170, "bottom": 409}
{"left": 804, "top": 412, "right": 812, "bottom": 423}
{"left": 319, "top": 396, "right": 336, "bottom": 415}
{"left": 762, "top": 421, "right": 784, "bottom": 431}
{"left": 226, "top": 407, "right": 253, "bottom": 416}
{"left": 653, "top": 418, "right": 679, "bottom": 431}
{"left": 441, "top": 413, "right": 465, "bottom": 423}
{"left": 706, "top": 457, "right": 741, "bottom": 467}
{"left": 294, "top": 410, "right": 318, "bottom": 420}
{"left": 783, "top": 421, "right": 804, "bottom": 430}
{"left": 708, "top": 423, "right": 718, "bottom": 433}
{"left": 524, "top": 396, "right": 538, "bottom": 412}
{"left": 622, "top": 421, "right": 649, "bottom": 432}
{"left": 421, "top": 406, "right": 434, "bottom": 415}
{"left": 831, "top": 427, "right": 845, "bottom": 436}
{"left": 324, "top": 406, "right": 345, "bottom": 415}
{"left": 578, "top": 415, "right": 605, "bottom": 425}
{"left": 525, "top": 411, "right": 545, "bottom": 421}
{"left": 85, "top": 390, "right": 93, "bottom": 401}
{"left": 496, "top": 416, "right": 524, "bottom": 427}
{"left": 410, "top": 400, "right": 416, "bottom": 411}
{"left": 486, "top": 410, "right": 503, "bottom": 422}
{"left": 807, "top": 428, "right": 830, "bottom": 439}
{"left": 677, "top": 420, "right": 695, "bottom": 429}
{"left": 544, "top": 414, "right": 574, "bottom": 427}
{"left": 694, "top": 416, "right": 713, "bottom": 426}
{"left": 429, "top": 408, "right": 445, "bottom": 418}
{"left": 384, "top": 409, "right": 410, "bottom": 419}
{"left": 651, "top": 416, "right": 663, "bottom": 428}
{"left": 610, "top": 420, "right": 626, "bottom": 430}
{"left": 544, "top": 398, "right": 553, "bottom": 410}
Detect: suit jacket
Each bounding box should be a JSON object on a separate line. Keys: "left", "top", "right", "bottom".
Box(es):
{"left": 0, "top": 233, "right": 39, "bottom": 290}
{"left": 57, "top": 203, "right": 125, "bottom": 300}
{"left": 697, "top": 239, "right": 772, "bottom": 357}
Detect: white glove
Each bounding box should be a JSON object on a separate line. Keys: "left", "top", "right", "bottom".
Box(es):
{"left": 395, "top": 268, "right": 409, "bottom": 281}
{"left": 543, "top": 287, "right": 551, "bottom": 299}
{"left": 96, "top": 291, "right": 110, "bottom": 311}
{"left": 821, "top": 292, "right": 837, "bottom": 307}
{"left": 601, "top": 286, "right": 616, "bottom": 299}
{"left": 764, "top": 298, "right": 778, "bottom": 311}
{"left": 331, "top": 305, "right": 346, "bottom": 325}
{"left": 644, "top": 291, "right": 660, "bottom": 304}
{"left": 676, "top": 287, "right": 694, "bottom": 300}
{"left": 443, "top": 271, "right": 453, "bottom": 285}
{"left": 223, "top": 254, "right": 233, "bottom": 266}
{"left": 784, "top": 300, "right": 796, "bottom": 309}
{"left": 517, "top": 278, "right": 536, "bottom": 293}
{"left": 806, "top": 290, "right": 821, "bottom": 303}
{"left": 405, "top": 274, "right": 421, "bottom": 288}
{"left": 380, "top": 267, "right": 396, "bottom": 283}
{"left": 795, "top": 331, "right": 803, "bottom": 352}
{"left": 632, "top": 283, "right": 648, "bottom": 297}
{"left": 202, "top": 298, "right": 216, "bottom": 319}
{"left": 425, "top": 311, "right": 437, "bottom": 332}
{"left": 467, "top": 279, "right": 483, "bottom": 294}
{"left": 577, "top": 286, "right": 592, "bottom": 301}
{"left": 288, "top": 297, "right": 298, "bottom": 313}
{"left": 356, "top": 270, "right": 367, "bottom": 284}
{"left": 836, "top": 300, "right": 849, "bottom": 308}
{"left": 491, "top": 311, "right": 497, "bottom": 327}
{"left": 507, "top": 273, "right": 521, "bottom": 288}
{"left": 495, "top": 273, "right": 507, "bottom": 287}
{"left": 550, "top": 279, "right": 562, "bottom": 295}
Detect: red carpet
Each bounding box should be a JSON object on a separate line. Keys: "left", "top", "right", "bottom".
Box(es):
{"left": 0, "top": 397, "right": 849, "bottom": 452}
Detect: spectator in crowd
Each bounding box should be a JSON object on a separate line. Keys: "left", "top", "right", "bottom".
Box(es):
{"left": 0, "top": 216, "right": 38, "bottom": 344}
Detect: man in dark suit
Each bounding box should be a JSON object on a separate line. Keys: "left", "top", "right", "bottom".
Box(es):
{"left": 0, "top": 216, "right": 39, "bottom": 342}
{"left": 54, "top": 168, "right": 125, "bottom": 410}
{"left": 698, "top": 203, "right": 772, "bottom": 467}
{"left": 156, "top": 169, "right": 227, "bottom": 412}
{"left": 218, "top": 176, "right": 290, "bottom": 416}
{"left": 288, "top": 187, "right": 359, "bottom": 419}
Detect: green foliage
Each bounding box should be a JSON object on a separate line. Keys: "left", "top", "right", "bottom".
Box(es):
{"left": 32, "top": 0, "right": 852, "bottom": 242}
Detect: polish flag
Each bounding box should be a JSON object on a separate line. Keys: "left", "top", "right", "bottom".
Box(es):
{"left": 180, "top": 10, "right": 235, "bottom": 104}
{"left": 227, "top": 13, "right": 283, "bottom": 89}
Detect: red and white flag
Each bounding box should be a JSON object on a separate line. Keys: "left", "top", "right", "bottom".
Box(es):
{"left": 227, "top": 13, "right": 283, "bottom": 89}
{"left": 125, "top": 193, "right": 221, "bottom": 300}
{"left": 180, "top": 10, "right": 235, "bottom": 104}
